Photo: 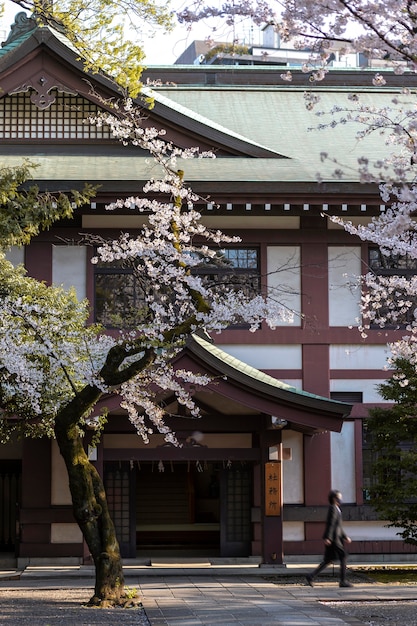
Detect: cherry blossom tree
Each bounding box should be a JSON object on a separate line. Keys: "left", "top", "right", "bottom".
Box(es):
{"left": 0, "top": 101, "right": 291, "bottom": 606}
{"left": 177, "top": 1, "right": 417, "bottom": 78}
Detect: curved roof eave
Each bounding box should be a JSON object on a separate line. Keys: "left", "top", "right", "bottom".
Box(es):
{"left": 187, "top": 333, "right": 351, "bottom": 420}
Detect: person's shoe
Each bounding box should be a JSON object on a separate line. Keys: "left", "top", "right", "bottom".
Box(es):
{"left": 339, "top": 581, "right": 353, "bottom": 588}
{"left": 305, "top": 575, "right": 314, "bottom": 587}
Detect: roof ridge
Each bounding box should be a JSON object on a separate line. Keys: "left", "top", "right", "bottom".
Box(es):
{"left": 1, "top": 12, "right": 37, "bottom": 49}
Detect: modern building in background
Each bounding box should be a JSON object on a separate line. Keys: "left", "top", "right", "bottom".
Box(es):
{"left": 175, "top": 23, "right": 373, "bottom": 67}
{"left": 0, "top": 12, "right": 414, "bottom": 566}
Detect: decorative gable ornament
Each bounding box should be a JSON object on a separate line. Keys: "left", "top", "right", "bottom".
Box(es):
{"left": 2, "top": 12, "right": 76, "bottom": 109}
{"left": 9, "top": 71, "right": 77, "bottom": 109}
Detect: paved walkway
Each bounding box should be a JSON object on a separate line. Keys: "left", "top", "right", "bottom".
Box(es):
{"left": 138, "top": 574, "right": 417, "bottom": 626}
{"left": 1, "top": 561, "right": 417, "bottom": 625}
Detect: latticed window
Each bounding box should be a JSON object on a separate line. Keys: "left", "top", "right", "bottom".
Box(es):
{"left": 104, "top": 464, "right": 131, "bottom": 545}
{"left": 95, "top": 257, "right": 147, "bottom": 328}
{"left": 225, "top": 467, "right": 252, "bottom": 543}
{"left": 193, "top": 247, "right": 260, "bottom": 299}
{"left": 94, "top": 246, "right": 261, "bottom": 328}
{"left": 368, "top": 247, "right": 417, "bottom": 327}
{"left": 369, "top": 247, "right": 417, "bottom": 274}
{"left": 0, "top": 92, "right": 112, "bottom": 140}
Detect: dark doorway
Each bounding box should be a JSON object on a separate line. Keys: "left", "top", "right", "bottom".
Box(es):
{"left": 135, "top": 462, "right": 221, "bottom": 556}
{"left": 105, "top": 460, "right": 254, "bottom": 558}
{"left": 0, "top": 460, "right": 21, "bottom": 553}
{"left": 220, "top": 465, "right": 253, "bottom": 557}
{"left": 104, "top": 461, "right": 136, "bottom": 558}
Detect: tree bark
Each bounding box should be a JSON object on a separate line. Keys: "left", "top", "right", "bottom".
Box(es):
{"left": 54, "top": 385, "right": 125, "bottom": 606}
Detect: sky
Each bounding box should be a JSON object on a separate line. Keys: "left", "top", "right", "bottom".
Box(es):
{"left": 0, "top": 0, "right": 263, "bottom": 65}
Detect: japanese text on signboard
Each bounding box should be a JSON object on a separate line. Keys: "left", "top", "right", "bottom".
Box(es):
{"left": 265, "top": 461, "right": 281, "bottom": 516}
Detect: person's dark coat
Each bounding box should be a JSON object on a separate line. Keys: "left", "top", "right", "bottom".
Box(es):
{"left": 323, "top": 503, "right": 347, "bottom": 560}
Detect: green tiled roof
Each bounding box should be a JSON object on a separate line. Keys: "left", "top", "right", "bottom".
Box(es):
{"left": 0, "top": 28, "right": 36, "bottom": 58}
{"left": 153, "top": 86, "right": 397, "bottom": 180}
{"left": 143, "top": 86, "right": 286, "bottom": 158}
{"left": 0, "top": 20, "right": 400, "bottom": 186}
{"left": 0, "top": 86, "right": 397, "bottom": 184}
{"left": 190, "top": 334, "right": 350, "bottom": 415}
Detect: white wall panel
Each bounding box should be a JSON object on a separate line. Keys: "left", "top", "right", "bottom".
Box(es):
{"left": 51, "top": 440, "right": 72, "bottom": 505}
{"left": 52, "top": 245, "right": 87, "bottom": 300}
{"left": 51, "top": 523, "right": 83, "bottom": 543}
{"left": 280, "top": 379, "right": 303, "bottom": 388}
{"left": 328, "top": 246, "right": 361, "bottom": 326}
{"left": 330, "top": 379, "right": 388, "bottom": 403}
{"left": 331, "top": 421, "right": 356, "bottom": 503}
{"left": 283, "top": 521, "right": 304, "bottom": 541}
{"left": 343, "top": 521, "right": 404, "bottom": 541}
{"left": 267, "top": 246, "right": 301, "bottom": 326}
{"left": 330, "top": 345, "right": 390, "bottom": 370}
{"left": 219, "top": 345, "right": 302, "bottom": 370}
{"left": 282, "top": 430, "right": 304, "bottom": 504}
{"left": 5, "top": 246, "right": 24, "bottom": 266}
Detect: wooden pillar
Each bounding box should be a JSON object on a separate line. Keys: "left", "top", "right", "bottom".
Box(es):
{"left": 260, "top": 428, "right": 284, "bottom": 565}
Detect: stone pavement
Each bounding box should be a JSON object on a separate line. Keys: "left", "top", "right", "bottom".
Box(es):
{"left": 138, "top": 573, "right": 417, "bottom": 626}
{"left": 1, "top": 561, "right": 417, "bottom": 625}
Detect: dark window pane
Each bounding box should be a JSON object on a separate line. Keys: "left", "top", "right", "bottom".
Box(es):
{"left": 95, "top": 273, "right": 146, "bottom": 327}
{"left": 368, "top": 247, "right": 417, "bottom": 328}
{"left": 94, "top": 246, "right": 260, "bottom": 328}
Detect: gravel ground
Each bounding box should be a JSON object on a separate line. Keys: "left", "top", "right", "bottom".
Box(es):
{"left": 0, "top": 587, "right": 151, "bottom": 626}
{"left": 324, "top": 600, "right": 417, "bottom": 626}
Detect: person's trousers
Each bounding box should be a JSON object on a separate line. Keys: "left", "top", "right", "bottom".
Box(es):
{"left": 310, "top": 545, "right": 347, "bottom": 582}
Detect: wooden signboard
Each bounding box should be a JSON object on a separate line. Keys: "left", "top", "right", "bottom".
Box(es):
{"left": 265, "top": 461, "right": 281, "bottom": 516}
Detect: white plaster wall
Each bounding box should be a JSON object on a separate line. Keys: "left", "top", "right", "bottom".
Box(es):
{"left": 51, "top": 440, "right": 72, "bottom": 505}
{"left": 219, "top": 345, "right": 302, "bottom": 370}
{"left": 330, "top": 345, "right": 390, "bottom": 370}
{"left": 280, "top": 379, "right": 303, "bottom": 388}
{"left": 331, "top": 421, "right": 356, "bottom": 503}
{"left": 5, "top": 246, "right": 24, "bottom": 266}
{"left": 330, "top": 379, "right": 387, "bottom": 403}
{"left": 283, "top": 521, "right": 304, "bottom": 541}
{"left": 282, "top": 430, "right": 304, "bottom": 504}
{"left": 52, "top": 245, "right": 87, "bottom": 300}
{"left": 51, "top": 523, "right": 83, "bottom": 544}
{"left": 266, "top": 246, "right": 301, "bottom": 326}
{"left": 343, "top": 521, "right": 405, "bottom": 541}
{"left": 328, "top": 246, "right": 361, "bottom": 327}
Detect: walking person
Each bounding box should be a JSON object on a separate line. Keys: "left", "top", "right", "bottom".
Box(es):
{"left": 306, "top": 489, "right": 353, "bottom": 588}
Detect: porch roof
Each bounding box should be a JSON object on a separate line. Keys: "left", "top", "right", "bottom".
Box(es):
{"left": 176, "top": 334, "right": 351, "bottom": 435}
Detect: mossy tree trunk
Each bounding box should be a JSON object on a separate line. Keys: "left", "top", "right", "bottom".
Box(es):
{"left": 54, "top": 384, "right": 125, "bottom": 606}
{"left": 53, "top": 346, "right": 154, "bottom": 605}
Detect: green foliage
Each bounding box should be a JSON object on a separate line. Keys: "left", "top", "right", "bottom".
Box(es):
{"left": 204, "top": 43, "right": 250, "bottom": 61}
{"left": 0, "top": 161, "right": 96, "bottom": 249}
{"left": 123, "top": 585, "right": 139, "bottom": 599}
{"left": 367, "top": 359, "right": 417, "bottom": 544}
{"left": 7, "top": 0, "right": 173, "bottom": 96}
